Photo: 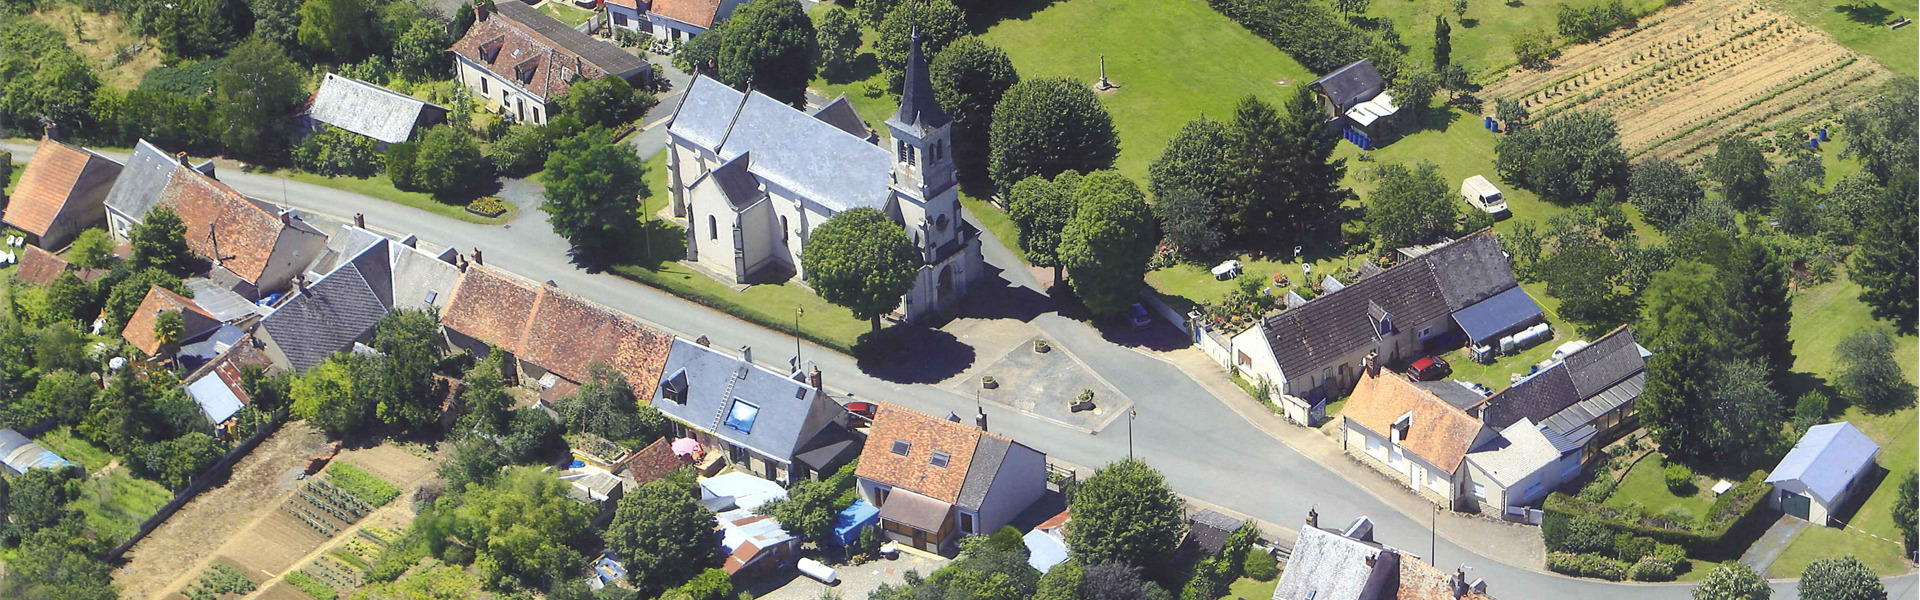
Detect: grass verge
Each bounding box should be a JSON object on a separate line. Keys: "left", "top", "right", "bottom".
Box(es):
{"left": 36, "top": 426, "right": 113, "bottom": 473}
{"left": 273, "top": 170, "right": 515, "bottom": 225}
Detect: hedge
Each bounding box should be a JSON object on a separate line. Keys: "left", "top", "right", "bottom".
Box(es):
{"left": 1546, "top": 552, "right": 1628, "bottom": 581}
{"left": 1205, "top": 0, "right": 1403, "bottom": 80}
{"left": 327, "top": 462, "right": 400, "bottom": 508}
{"left": 1542, "top": 470, "right": 1770, "bottom": 553}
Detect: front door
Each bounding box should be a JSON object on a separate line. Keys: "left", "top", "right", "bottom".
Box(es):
{"left": 1782, "top": 491, "right": 1812, "bottom": 521}
{"left": 1410, "top": 463, "right": 1427, "bottom": 490}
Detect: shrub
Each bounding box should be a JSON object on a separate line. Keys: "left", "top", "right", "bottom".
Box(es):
{"left": 488, "top": 124, "right": 554, "bottom": 178}
{"left": 294, "top": 126, "right": 383, "bottom": 178}
{"left": 1543, "top": 515, "right": 1613, "bottom": 554}
{"left": 1546, "top": 552, "right": 1627, "bottom": 580}
{"left": 1242, "top": 547, "right": 1279, "bottom": 581}
{"left": 1626, "top": 556, "right": 1677, "bottom": 581}
{"left": 1542, "top": 471, "right": 1771, "bottom": 553}
{"left": 1612, "top": 534, "right": 1654, "bottom": 563}
{"left": 1663, "top": 462, "right": 1695, "bottom": 495}
{"left": 466, "top": 197, "right": 509, "bottom": 217}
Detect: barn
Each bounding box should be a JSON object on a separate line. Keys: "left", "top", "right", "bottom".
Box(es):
{"left": 1764, "top": 422, "right": 1880, "bottom": 526}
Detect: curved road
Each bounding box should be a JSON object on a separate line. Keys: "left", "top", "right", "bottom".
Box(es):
{"left": 7, "top": 143, "right": 1912, "bottom": 599}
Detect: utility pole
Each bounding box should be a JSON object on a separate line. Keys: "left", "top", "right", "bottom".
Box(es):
{"left": 1127, "top": 409, "right": 1138, "bottom": 458}
{"left": 1431, "top": 504, "right": 1439, "bottom": 566}
{"left": 792, "top": 306, "right": 804, "bottom": 372}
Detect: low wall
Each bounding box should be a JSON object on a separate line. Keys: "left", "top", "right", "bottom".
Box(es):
{"left": 105, "top": 413, "right": 286, "bottom": 563}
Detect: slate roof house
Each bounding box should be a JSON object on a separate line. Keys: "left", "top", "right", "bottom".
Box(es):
{"left": 665, "top": 34, "right": 983, "bottom": 323}
{"left": 1765, "top": 422, "right": 1880, "bottom": 526}
{"left": 855, "top": 403, "right": 1047, "bottom": 555}
{"left": 300, "top": 73, "right": 450, "bottom": 147}
{"left": 1228, "top": 231, "right": 1538, "bottom": 407}
{"left": 4, "top": 134, "right": 123, "bottom": 250}
{"left": 650, "top": 338, "right": 855, "bottom": 485}
{"left": 440, "top": 265, "right": 677, "bottom": 395}
{"left": 1273, "top": 511, "right": 1491, "bottom": 600}
{"left": 1308, "top": 59, "right": 1401, "bottom": 150}
{"left": 102, "top": 140, "right": 216, "bottom": 240}
{"left": 646, "top": 0, "right": 748, "bottom": 43}
{"left": 450, "top": 1, "right": 650, "bottom": 125}
{"left": 1478, "top": 326, "right": 1648, "bottom": 460}
{"left": 256, "top": 238, "right": 396, "bottom": 372}
{"left": 121, "top": 285, "right": 223, "bottom": 358}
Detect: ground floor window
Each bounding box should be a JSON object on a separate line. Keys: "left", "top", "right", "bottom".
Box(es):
{"left": 1365, "top": 434, "right": 1386, "bottom": 460}
{"left": 1471, "top": 483, "right": 1486, "bottom": 500}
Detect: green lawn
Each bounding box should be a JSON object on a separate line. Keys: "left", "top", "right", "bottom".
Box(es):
{"left": 1445, "top": 322, "right": 1568, "bottom": 389}
{"left": 1604, "top": 455, "right": 1718, "bottom": 522}
{"left": 810, "top": 0, "right": 1315, "bottom": 182}
{"left": 1352, "top": 0, "right": 1668, "bottom": 79}
{"left": 1226, "top": 576, "right": 1280, "bottom": 600}
{"left": 73, "top": 466, "right": 173, "bottom": 545}
{"left": 538, "top": 1, "right": 597, "bottom": 27}
{"left": 618, "top": 153, "right": 873, "bottom": 353}
{"left": 961, "top": 195, "right": 1022, "bottom": 263}
{"left": 36, "top": 427, "right": 113, "bottom": 473}
{"left": 1762, "top": 0, "right": 1919, "bottom": 77}
{"left": 273, "top": 170, "right": 514, "bottom": 225}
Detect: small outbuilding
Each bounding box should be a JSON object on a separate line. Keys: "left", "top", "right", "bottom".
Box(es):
{"left": 0, "top": 429, "right": 71, "bottom": 475}
{"left": 1765, "top": 422, "right": 1880, "bottom": 526}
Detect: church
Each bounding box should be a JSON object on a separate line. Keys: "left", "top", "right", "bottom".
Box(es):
{"left": 663, "top": 35, "right": 984, "bottom": 324}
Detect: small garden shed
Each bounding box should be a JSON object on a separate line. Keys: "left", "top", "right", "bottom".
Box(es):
{"left": 1764, "top": 422, "right": 1879, "bottom": 526}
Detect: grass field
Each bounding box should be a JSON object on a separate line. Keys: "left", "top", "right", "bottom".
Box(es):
{"left": 1351, "top": 0, "right": 1667, "bottom": 78}
{"left": 36, "top": 426, "right": 113, "bottom": 473}
{"left": 28, "top": 4, "right": 163, "bottom": 90}
{"left": 74, "top": 467, "right": 173, "bottom": 544}
{"left": 537, "top": 0, "right": 598, "bottom": 27}
{"left": 269, "top": 170, "right": 515, "bottom": 225}
{"left": 1226, "top": 576, "right": 1280, "bottom": 600}
{"left": 1604, "top": 455, "right": 1717, "bottom": 521}
{"left": 1763, "top": 0, "right": 1920, "bottom": 77}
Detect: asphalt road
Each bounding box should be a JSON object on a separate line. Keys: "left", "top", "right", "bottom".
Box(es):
{"left": 6, "top": 138, "right": 1912, "bottom": 599}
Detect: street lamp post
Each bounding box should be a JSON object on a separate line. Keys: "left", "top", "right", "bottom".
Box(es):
{"left": 1128, "top": 409, "right": 1139, "bottom": 459}
{"left": 1431, "top": 504, "right": 1439, "bottom": 566}
{"left": 793, "top": 307, "right": 804, "bottom": 372}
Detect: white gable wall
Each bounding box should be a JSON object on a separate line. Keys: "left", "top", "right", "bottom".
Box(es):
{"left": 972, "top": 443, "right": 1046, "bottom": 536}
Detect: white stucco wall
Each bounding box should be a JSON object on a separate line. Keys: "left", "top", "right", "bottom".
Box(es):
{"left": 456, "top": 57, "right": 551, "bottom": 125}
{"left": 974, "top": 443, "right": 1046, "bottom": 536}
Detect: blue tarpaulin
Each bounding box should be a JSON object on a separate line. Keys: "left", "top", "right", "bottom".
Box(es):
{"left": 1452, "top": 286, "right": 1545, "bottom": 344}
{"left": 830, "top": 499, "right": 881, "bottom": 547}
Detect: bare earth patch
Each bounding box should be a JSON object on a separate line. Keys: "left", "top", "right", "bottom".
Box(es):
{"left": 1481, "top": 0, "right": 1894, "bottom": 160}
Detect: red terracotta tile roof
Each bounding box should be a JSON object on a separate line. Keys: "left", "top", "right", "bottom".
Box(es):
{"left": 1342, "top": 371, "right": 1487, "bottom": 475}
{"left": 450, "top": 5, "right": 613, "bottom": 102}
{"left": 3, "top": 139, "right": 118, "bottom": 238}
{"left": 121, "top": 286, "right": 221, "bottom": 356}
{"left": 442, "top": 266, "right": 543, "bottom": 353}
{"left": 650, "top": 0, "right": 723, "bottom": 28}
{"left": 442, "top": 266, "right": 675, "bottom": 392}
{"left": 15, "top": 245, "right": 70, "bottom": 287}
{"left": 855, "top": 403, "right": 1005, "bottom": 504}
{"left": 156, "top": 167, "right": 293, "bottom": 284}
{"left": 616, "top": 437, "right": 693, "bottom": 485}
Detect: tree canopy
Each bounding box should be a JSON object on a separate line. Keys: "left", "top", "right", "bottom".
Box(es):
{"left": 815, "top": 7, "right": 863, "bottom": 78}
{"left": 989, "top": 77, "right": 1119, "bottom": 191}
{"left": 799, "top": 208, "right": 921, "bottom": 333}
{"left": 1853, "top": 169, "right": 1917, "bottom": 334}
{"left": 1721, "top": 240, "right": 1793, "bottom": 391}
{"left": 131, "top": 206, "right": 193, "bottom": 276}
{"left": 604, "top": 476, "right": 720, "bottom": 595}
{"left": 542, "top": 127, "right": 646, "bottom": 259}
{"left": 1148, "top": 117, "right": 1235, "bottom": 212}
{"left": 716, "top": 0, "right": 817, "bottom": 106}
{"left": 1223, "top": 89, "right": 1346, "bottom": 249}
{"left": 562, "top": 76, "right": 656, "bottom": 130}
{"left": 1703, "top": 137, "right": 1770, "bottom": 210}
{"left": 1835, "top": 326, "right": 1912, "bottom": 413}
{"left": 1007, "top": 171, "right": 1081, "bottom": 284}
{"left": 1065, "top": 458, "right": 1185, "bottom": 569}
{"left": 436, "top": 466, "right": 594, "bottom": 590}
{"left": 1798, "top": 556, "right": 1886, "bottom": 600}
{"left": 215, "top": 38, "right": 308, "bottom": 162}
{"left": 1059, "top": 172, "right": 1157, "bottom": 316}
{"left": 875, "top": 0, "right": 969, "bottom": 82}
{"left": 1365, "top": 161, "right": 1457, "bottom": 249}
{"left": 931, "top": 37, "right": 1020, "bottom": 191}
{"left": 1494, "top": 110, "right": 1627, "bottom": 205}
{"left": 1690, "top": 563, "right": 1769, "bottom": 600}
{"left": 1627, "top": 157, "right": 1703, "bottom": 230}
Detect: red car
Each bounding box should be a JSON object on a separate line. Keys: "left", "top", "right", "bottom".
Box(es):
{"left": 845, "top": 401, "right": 877, "bottom": 421}
{"left": 1410, "top": 356, "right": 1451, "bottom": 381}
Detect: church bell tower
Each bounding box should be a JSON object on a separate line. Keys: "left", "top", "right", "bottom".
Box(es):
{"left": 886, "top": 30, "right": 960, "bottom": 254}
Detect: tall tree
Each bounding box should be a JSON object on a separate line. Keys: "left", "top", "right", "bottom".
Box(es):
{"left": 1837, "top": 79, "right": 1917, "bottom": 183}
{"left": 1637, "top": 261, "right": 1725, "bottom": 462}
{"left": 542, "top": 127, "right": 645, "bottom": 259}
{"left": 875, "top": 0, "right": 968, "bottom": 82}
{"left": 291, "top": 352, "right": 374, "bottom": 437}
{"left": 814, "top": 7, "right": 863, "bottom": 78}
{"left": 414, "top": 126, "right": 491, "bottom": 197}
{"left": 1895, "top": 469, "right": 1917, "bottom": 554}
{"left": 1066, "top": 458, "right": 1185, "bottom": 569}
{"left": 555, "top": 363, "right": 667, "bottom": 445}
{"left": 215, "top": 38, "right": 306, "bottom": 162}
{"left": 1395, "top": 69, "right": 1440, "bottom": 128}
{"left": 131, "top": 206, "right": 193, "bottom": 276}
{"left": 1702, "top": 360, "right": 1783, "bottom": 468}
{"left": 562, "top": 76, "right": 656, "bottom": 129}
{"left": 1366, "top": 161, "right": 1457, "bottom": 249}
{"left": 1853, "top": 169, "right": 1917, "bottom": 334}
{"left": 604, "top": 477, "right": 721, "bottom": 595}
{"left": 67, "top": 229, "right": 114, "bottom": 270}
{"left": 369, "top": 309, "right": 446, "bottom": 431}
{"left": 444, "top": 467, "right": 594, "bottom": 590}
{"left": 297, "top": 0, "right": 379, "bottom": 62}
{"left": 1154, "top": 188, "right": 1224, "bottom": 259}
{"left": 930, "top": 37, "right": 1020, "bottom": 191}
{"left": 1433, "top": 16, "right": 1452, "bottom": 73}
{"left": 1627, "top": 156, "right": 1702, "bottom": 229}
{"left": 1704, "top": 137, "right": 1769, "bottom": 210}
{"left": 989, "top": 77, "right": 1119, "bottom": 191}
{"left": 1059, "top": 172, "right": 1156, "bottom": 316}
{"left": 1835, "top": 326, "right": 1911, "bottom": 413}
{"left": 1007, "top": 172, "right": 1080, "bottom": 285}
{"left": 717, "top": 0, "right": 817, "bottom": 106}
{"left": 800, "top": 208, "right": 920, "bottom": 334}
{"left": 1721, "top": 240, "right": 1793, "bottom": 391}
{"left": 1225, "top": 89, "right": 1345, "bottom": 248}
{"left": 1148, "top": 117, "right": 1235, "bottom": 207}
{"left": 1798, "top": 556, "right": 1887, "bottom": 600}
{"left": 393, "top": 18, "right": 452, "bottom": 79}
{"left": 1493, "top": 110, "right": 1626, "bottom": 204}
{"left": 1691, "top": 563, "right": 1769, "bottom": 600}
{"left": 460, "top": 350, "right": 515, "bottom": 436}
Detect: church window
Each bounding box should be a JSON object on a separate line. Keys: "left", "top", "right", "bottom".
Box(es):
{"left": 782, "top": 216, "right": 790, "bottom": 240}
{"left": 907, "top": 145, "right": 917, "bottom": 166}
{"left": 936, "top": 214, "right": 948, "bottom": 231}
{"left": 708, "top": 215, "right": 717, "bottom": 240}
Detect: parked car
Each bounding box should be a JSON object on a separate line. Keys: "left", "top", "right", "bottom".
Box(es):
{"left": 1410, "top": 356, "right": 1451, "bottom": 381}
{"left": 845, "top": 401, "right": 877, "bottom": 422}
{"left": 1129, "top": 304, "right": 1152, "bottom": 330}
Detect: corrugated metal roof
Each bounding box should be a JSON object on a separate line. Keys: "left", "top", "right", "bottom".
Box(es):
{"left": 305, "top": 74, "right": 446, "bottom": 144}
{"left": 1766, "top": 422, "right": 1879, "bottom": 505}
{"left": 1451, "top": 285, "right": 1544, "bottom": 344}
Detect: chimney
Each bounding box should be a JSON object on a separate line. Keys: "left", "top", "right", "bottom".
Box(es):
{"left": 1306, "top": 507, "right": 1319, "bottom": 529}
{"left": 280, "top": 211, "right": 292, "bottom": 226}
{"left": 696, "top": 335, "right": 711, "bottom": 347}
{"left": 740, "top": 345, "right": 751, "bottom": 364}
{"left": 475, "top": 2, "right": 488, "bottom": 21}
{"left": 353, "top": 213, "right": 365, "bottom": 228}
{"left": 976, "top": 406, "right": 988, "bottom": 431}
{"left": 1450, "top": 569, "right": 1469, "bottom": 599}
{"left": 1363, "top": 351, "right": 1379, "bottom": 377}
{"left": 472, "top": 248, "right": 483, "bottom": 265}
{"left": 176, "top": 152, "right": 191, "bottom": 166}
{"left": 41, "top": 122, "right": 58, "bottom": 141}
{"left": 809, "top": 365, "right": 822, "bottom": 390}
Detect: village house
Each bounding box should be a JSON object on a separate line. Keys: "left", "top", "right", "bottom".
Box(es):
{"left": 450, "top": 1, "right": 650, "bottom": 125}
{"left": 1308, "top": 59, "right": 1401, "bottom": 150}
{"left": 299, "top": 73, "right": 451, "bottom": 148}
{"left": 1273, "top": 510, "right": 1491, "bottom": 600}
{"left": 855, "top": 403, "right": 1047, "bottom": 555}
{"left": 3, "top": 132, "right": 124, "bottom": 250}
{"left": 101, "top": 140, "right": 216, "bottom": 240}
{"left": 1477, "top": 326, "right": 1649, "bottom": 461}
{"left": 645, "top": 0, "right": 747, "bottom": 44}
{"left": 664, "top": 35, "right": 982, "bottom": 323}
{"left": 1765, "top": 422, "right": 1881, "bottom": 526}
{"left": 253, "top": 223, "right": 465, "bottom": 372}
{"left": 649, "top": 338, "right": 857, "bottom": 485}
{"left": 120, "top": 285, "right": 223, "bottom": 359}
{"left": 181, "top": 331, "right": 275, "bottom": 432}
{"left": 440, "top": 264, "right": 677, "bottom": 399}
{"left": 1341, "top": 367, "right": 1496, "bottom": 510}
{"left": 13, "top": 245, "right": 107, "bottom": 288}
{"left": 129, "top": 157, "right": 331, "bottom": 299}
{"left": 1228, "top": 231, "right": 1539, "bottom": 415}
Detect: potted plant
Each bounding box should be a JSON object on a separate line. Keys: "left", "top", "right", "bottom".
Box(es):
{"left": 1034, "top": 339, "right": 1051, "bottom": 353}
{"left": 982, "top": 376, "right": 998, "bottom": 390}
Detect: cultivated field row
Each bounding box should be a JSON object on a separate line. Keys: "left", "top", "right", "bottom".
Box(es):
{"left": 1483, "top": 0, "right": 1896, "bottom": 160}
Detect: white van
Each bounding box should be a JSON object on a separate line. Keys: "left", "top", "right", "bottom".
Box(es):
{"left": 1461, "top": 175, "right": 1508, "bottom": 214}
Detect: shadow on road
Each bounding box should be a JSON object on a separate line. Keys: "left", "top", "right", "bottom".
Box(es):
{"left": 960, "top": 266, "right": 1055, "bottom": 322}
{"left": 856, "top": 326, "right": 976, "bottom": 384}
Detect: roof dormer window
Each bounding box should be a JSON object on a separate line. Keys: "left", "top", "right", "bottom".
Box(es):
{"left": 891, "top": 440, "right": 911, "bottom": 456}
{"left": 930, "top": 451, "right": 950, "bottom": 468}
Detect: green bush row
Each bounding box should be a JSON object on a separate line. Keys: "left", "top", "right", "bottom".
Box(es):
{"left": 1546, "top": 552, "right": 1627, "bottom": 581}
{"left": 1543, "top": 470, "right": 1770, "bottom": 552}
{"left": 327, "top": 463, "right": 401, "bottom": 508}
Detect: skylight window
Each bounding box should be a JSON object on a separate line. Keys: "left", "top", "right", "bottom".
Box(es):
{"left": 724, "top": 399, "right": 759, "bottom": 433}
{"left": 891, "top": 440, "right": 911, "bottom": 456}
{"left": 425, "top": 291, "right": 439, "bottom": 304}
{"left": 930, "top": 451, "right": 950, "bottom": 468}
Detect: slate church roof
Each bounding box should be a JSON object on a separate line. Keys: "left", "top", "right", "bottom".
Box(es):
{"left": 668, "top": 76, "right": 894, "bottom": 214}
{"left": 889, "top": 32, "right": 952, "bottom": 135}
{"left": 304, "top": 74, "right": 449, "bottom": 145}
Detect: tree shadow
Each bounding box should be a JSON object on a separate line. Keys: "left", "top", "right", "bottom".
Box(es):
{"left": 957, "top": 264, "right": 1054, "bottom": 322}
{"left": 1834, "top": 1, "right": 1895, "bottom": 25}
{"left": 855, "top": 325, "right": 976, "bottom": 384}
{"left": 964, "top": 0, "right": 1070, "bottom": 31}
{"left": 821, "top": 52, "right": 881, "bottom": 86}
{"left": 1461, "top": 17, "right": 1481, "bottom": 27}
{"left": 576, "top": 219, "right": 686, "bottom": 273}
{"left": 1090, "top": 313, "right": 1192, "bottom": 352}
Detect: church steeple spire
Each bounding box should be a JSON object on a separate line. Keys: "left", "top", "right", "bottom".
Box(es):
{"left": 893, "top": 29, "right": 951, "bottom": 131}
